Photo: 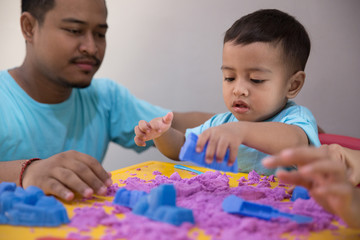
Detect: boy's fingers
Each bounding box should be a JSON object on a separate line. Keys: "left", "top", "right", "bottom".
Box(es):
{"left": 162, "top": 112, "right": 174, "bottom": 125}
{"left": 134, "top": 136, "right": 146, "bottom": 146}
{"left": 196, "top": 132, "right": 209, "bottom": 153}
{"left": 215, "top": 138, "right": 228, "bottom": 163}
{"left": 138, "top": 120, "right": 151, "bottom": 132}
{"left": 228, "top": 146, "right": 238, "bottom": 166}
{"left": 204, "top": 136, "right": 217, "bottom": 164}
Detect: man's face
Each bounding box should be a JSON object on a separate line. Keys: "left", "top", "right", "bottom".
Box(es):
{"left": 31, "top": 0, "right": 108, "bottom": 88}
{"left": 221, "top": 41, "right": 292, "bottom": 122}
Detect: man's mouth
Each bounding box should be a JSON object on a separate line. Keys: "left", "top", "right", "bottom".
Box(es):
{"left": 71, "top": 57, "right": 101, "bottom": 72}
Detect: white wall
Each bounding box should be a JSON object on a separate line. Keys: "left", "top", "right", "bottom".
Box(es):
{"left": 1, "top": 0, "right": 359, "bottom": 171}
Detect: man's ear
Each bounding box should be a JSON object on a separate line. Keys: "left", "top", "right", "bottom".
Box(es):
{"left": 286, "top": 71, "right": 305, "bottom": 99}
{"left": 20, "top": 12, "right": 37, "bottom": 43}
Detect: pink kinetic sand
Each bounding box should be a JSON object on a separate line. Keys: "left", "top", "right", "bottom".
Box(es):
{"left": 67, "top": 170, "right": 341, "bottom": 240}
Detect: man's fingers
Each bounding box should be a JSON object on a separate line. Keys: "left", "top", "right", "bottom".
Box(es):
{"left": 69, "top": 152, "right": 113, "bottom": 193}
{"left": 42, "top": 178, "right": 75, "bottom": 201}
{"left": 276, "top": 170, "right": 312, "bottom": 189}
{"left": 52, "top": 167, "right": 94, "bottom": 198}
{"left": 263, "top": 146, "right": 330, "bottom": 169}
{"left": 300, "top": 160, "right": 346, "bottom": 181}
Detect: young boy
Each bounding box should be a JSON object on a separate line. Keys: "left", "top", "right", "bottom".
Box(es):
{"left": 262, "top": 145, "right": 360, "bottom": 228}
{"left": 134, "top": 9, "right": 320, "bottom": 175}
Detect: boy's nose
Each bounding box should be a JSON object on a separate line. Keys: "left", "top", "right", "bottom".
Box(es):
{"left": 233, "top": 85, "right": 249, "bottom": 97}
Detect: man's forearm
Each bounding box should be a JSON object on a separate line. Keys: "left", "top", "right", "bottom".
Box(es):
{"left": 0, "top": 160, "right": 27, "bottom": 185}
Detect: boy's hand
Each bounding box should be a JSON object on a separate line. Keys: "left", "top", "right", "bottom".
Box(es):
{"left": 22, "top": 150, "right": 113, "bottom": 202}
{"left": 134, "top": 112, "right": 174, "bottom": 147}
{"left": 196, "top": 122, "right": 243, "bottom": 166}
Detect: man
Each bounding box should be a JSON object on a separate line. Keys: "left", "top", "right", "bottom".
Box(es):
{"left": 0, "top": 0, "right": 212, "bottom": 201}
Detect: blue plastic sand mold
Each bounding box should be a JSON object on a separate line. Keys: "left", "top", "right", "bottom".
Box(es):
{"left": 113, "top": 188, "right": 148, "bottom": 209}
{"left": 222, "top": 195, "right": 313, "bottom": 224}
{"left": 0, "top": 182, "right": 69, "bottom": 226}
{"left": 291, "top": 186, "right": 310, "bottom": 202}
{"left": 113, "top": 184, "right": 194, "bottom": 226}
{"left": 179, "top": 132, "right": 238, "bottom": 173}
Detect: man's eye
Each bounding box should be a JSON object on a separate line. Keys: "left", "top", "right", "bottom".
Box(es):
{"left": 96, "top": 32, "right": 106, "bottom": 38}
{"left": 64, "top": 28, "right": 81, "bottom": 34}
{"left": 250, "top": 79, "right": 264, "bottom": 84}
{"left": 224, "top": 77, "right": 235, "bottom": 82}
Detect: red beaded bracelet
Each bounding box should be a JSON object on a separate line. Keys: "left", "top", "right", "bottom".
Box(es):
{"left": 19, "top": 158, "right": 41, "bottom": 188}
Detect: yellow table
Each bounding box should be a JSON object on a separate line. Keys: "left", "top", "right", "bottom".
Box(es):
{"left": 1, "top": 161, "right": 359, "bottom": 240}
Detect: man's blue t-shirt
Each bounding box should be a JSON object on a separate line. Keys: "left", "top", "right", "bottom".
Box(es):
{"left": 0, "top": 70, "right": 169, "bottom": 162}
{"left": 185, "top": 101, "right": 321, "bottom": 175}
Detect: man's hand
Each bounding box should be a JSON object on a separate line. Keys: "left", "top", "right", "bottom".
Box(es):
{"left": 134, "top": 112, "right": 173, "bottom": 147}
{"left": 22, "top": 150, "right": 113, "bottom": 201}
{"left": 262, "top": 146, "right": 360, "bottom": 228}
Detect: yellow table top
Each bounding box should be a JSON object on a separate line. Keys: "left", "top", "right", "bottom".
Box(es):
{"left": 1, "top": 161, "right": 359, "bottom": 240}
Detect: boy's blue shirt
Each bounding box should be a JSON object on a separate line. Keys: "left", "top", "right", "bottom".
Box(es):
{"left": 185, "top": 101, "right": 321, "bottom": 175}
{"left": 0, "top": 70, "right": 169, "bottom": 162}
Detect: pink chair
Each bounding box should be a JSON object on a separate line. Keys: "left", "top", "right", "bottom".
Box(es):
{"left": 319, "top": 133, "right": 360, "bottom": 150}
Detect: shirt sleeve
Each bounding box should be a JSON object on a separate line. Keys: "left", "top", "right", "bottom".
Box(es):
{"left": 102, "top": 79, "right": 170, "bottom": 153}
{"left": 274, "top": 103, "right": 321, "bottom": 147}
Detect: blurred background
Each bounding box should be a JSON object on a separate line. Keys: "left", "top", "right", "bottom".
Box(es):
{"left": 1, "top": 0, "right": 359, "bottom": 171}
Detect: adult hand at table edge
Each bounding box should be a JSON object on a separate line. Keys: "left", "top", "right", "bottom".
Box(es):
{"left": 22, "top": 150, "right": 113, "bottom": 201}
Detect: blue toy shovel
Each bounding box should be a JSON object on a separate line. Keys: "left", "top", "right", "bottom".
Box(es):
{"left": 222, "top": 195, "right": 313, "bottom": 224}
{"left": 174, "top": 164, "right": 204, "bottom": 175}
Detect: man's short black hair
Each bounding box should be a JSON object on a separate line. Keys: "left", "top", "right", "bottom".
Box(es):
{"left": 21, "top": 0, "right": 56, "bottom": 25}
{"left": 224, "top": 9, "right": 311, "bottom": 72}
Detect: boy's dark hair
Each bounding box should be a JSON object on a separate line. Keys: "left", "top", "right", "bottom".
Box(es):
{"left": 224, "top": 9, "right": 311, "bottom": 72}
{"left": 21, "top": 0, "right": 56, "bottom": 25}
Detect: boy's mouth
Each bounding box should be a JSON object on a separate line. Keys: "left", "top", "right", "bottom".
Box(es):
{"left": 232, "top": 100, "right": 250, "bottom": 113}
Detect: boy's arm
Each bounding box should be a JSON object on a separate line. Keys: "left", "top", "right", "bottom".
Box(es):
{"left": 153, "top": 127, "right": 186, "bottom": 160}
{"left": 196, "top": 121, "right": 308, "bottom": 165}
{"left": 238, "top": 121, "right": 309, "bottom": 154}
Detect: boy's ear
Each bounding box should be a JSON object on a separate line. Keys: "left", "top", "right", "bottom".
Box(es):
{"left": 286, "top": 71, "right": 305, "bottom": 99}
{"left": 20, "top": 12, "right": 37, "bottom": 43}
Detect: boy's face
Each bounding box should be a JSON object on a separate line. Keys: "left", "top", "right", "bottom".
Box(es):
{"left": 222, "top": 42, "right": 292, "bottom": 122}
{"left": 29, "top": 0, "right": 107, "bottom": 88}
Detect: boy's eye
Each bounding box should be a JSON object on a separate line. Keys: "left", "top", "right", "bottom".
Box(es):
{"left": 224, "top": 77, "right": 235, "bottom": 82}
{"left": 250, "top": 79, "right": 264, "bottom": 84}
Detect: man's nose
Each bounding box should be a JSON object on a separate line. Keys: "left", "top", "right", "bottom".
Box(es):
{"left": 79, "top": 33, "right": 98, "bottom": 55}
